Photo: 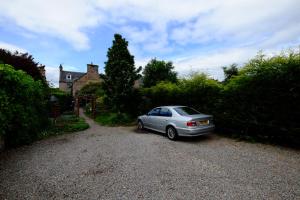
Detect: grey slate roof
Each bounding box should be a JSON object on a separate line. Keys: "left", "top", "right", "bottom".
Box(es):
{"left": 60, "top": 70, "right": 86, "bottom": 82}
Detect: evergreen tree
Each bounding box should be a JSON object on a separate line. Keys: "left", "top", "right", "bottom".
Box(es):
{"left": 103, "top": 34, "right": 141, "bottom": 113}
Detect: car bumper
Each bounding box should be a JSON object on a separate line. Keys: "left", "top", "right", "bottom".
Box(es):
{"left": 176, "top": 125, "right": 215, "bottom": 137}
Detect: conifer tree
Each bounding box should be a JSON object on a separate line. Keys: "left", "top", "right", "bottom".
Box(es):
{"left": 103, "top": 34, "right": 141, "bottom": 113}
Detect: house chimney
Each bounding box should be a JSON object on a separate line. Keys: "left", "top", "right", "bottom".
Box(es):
{"left": 87, "top": 63, "right": 98, "bottom": 74}
{"left": 59, "top": 64, "right": 63, "bottom": 71}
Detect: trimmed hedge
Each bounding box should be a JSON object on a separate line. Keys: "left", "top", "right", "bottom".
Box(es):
{"left": 219, "top": 52, "right": 300, "bottom": 144}
{"left": 0, "top": 64, "right": 49, "bottom": 147}
{"left": 141, "top": 51, "right": 300, "bottom": 145}
{"left": 141, "top": 73, "right": 222, "bottom": 115}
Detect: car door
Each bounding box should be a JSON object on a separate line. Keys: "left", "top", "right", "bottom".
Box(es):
{"left": 155, "top": 107, "right": 172, "bottom": 132}
{"left": 146, "top": 108, "right": 161, "bottom": 130}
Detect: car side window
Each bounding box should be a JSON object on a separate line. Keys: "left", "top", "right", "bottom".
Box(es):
{"left": 148, "top": 108, "right": 161, "bottom": 116}
{"left": 160, "top": 108, "right": 172, "bottom": 117}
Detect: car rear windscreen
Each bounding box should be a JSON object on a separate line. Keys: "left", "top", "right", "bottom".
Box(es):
{"left": 174, "top": 107, "right": 201, "bottom": 115}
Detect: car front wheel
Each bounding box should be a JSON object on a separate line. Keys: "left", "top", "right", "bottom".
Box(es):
{"left": 166, "top": 126, "right": 178, "bottom": 140}
{"left": 137, "top": 120, "right": 144, "bottom": 131}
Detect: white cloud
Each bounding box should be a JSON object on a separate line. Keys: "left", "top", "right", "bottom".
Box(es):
{"left": 1, "top": 0, "right": 299, "bottom": 53}
{"left": 172, "top": 45, "right": 300, "bottom": 80}
{"left": 94, "top": 0, "right": 300, "bottom": 53}
{"left": 173, "top": 47, "right": 258, "bottom": 80}
{"left": 45, "top": 66, "right": 59, "bottom": 87}
{"left": 1, "top": 0, "right": 299, "bottom": 81}
{"left": 169, "top": 0, "right": 300, "bottom": 49}
{"left": 0, "top": 41, "right": 27, "bottom": 53}
{"left": 0, "top": 0, "right": 103, "bottom": 50}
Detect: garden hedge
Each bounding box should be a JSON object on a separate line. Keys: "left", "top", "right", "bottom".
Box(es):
{"left": 141, "top": 51, "right": 300, "bottom": 145}
{"left": 0, "top": 64, "right": 49, "bottom": 147}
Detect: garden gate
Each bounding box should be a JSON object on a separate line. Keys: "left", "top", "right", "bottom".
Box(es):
{"left": 75, "top": 95, "right": 96, "bottom": 119}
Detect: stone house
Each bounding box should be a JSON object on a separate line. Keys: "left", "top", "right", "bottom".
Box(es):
{"left": 59, "top": 63, "right": 102, "bottom": 96}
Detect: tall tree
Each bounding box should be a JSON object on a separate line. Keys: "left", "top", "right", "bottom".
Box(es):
{"left": 222, "top": 63, "right": 238, "bottom": 83}
{"left": 0, "top": 49, "right": 46, "bottom": 83}
{"left": 142, "top": 58, "right": 177, "bottom": 88}
{"left": 103, "top": 34, "right": 141, "bottom": 113}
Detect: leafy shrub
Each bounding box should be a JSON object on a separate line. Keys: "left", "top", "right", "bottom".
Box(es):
{"left": 0, "top": 64, "right": 49, "bottom": 147}
{"left": 50, "top": 88, "right": 73, "bottom": 113}
{"left": 141, "top": 81, "right": 181, "bottom": 113}
{"left": 39, "top": 114, "right": 89, "bottom": 139}
{"left": 0, "top": 49, "right": 46, "bottom": 84}
{"left": 219, "top": 52, "right": 300, "bottom": 144}
{"left": 140, "top": 50, "right": 300, "bottom": 146}
{"left": 141, "top": 73, "right": 222, "bottom": 115}
{"left": 77, "top": 82, "right": 104, "bottom": 97}
{"left": 95, "top": 112, "right": 134, "bottom": 126}
{"left": 180, "top": 73, "right": 222, "bottom": 114}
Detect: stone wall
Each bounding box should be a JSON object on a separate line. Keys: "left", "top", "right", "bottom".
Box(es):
{"left": 59, "top": 82, "right": 69, "bottom": 93}
{"left": 72, "top": 73, "right": 101, "bottom": 96}
{"left": 72, "top": 64, "right": 101, "bottom": 96}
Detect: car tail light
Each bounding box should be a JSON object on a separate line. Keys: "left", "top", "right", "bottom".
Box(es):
{"left": 187, "top": 121, "right": 197, "bottom": 126}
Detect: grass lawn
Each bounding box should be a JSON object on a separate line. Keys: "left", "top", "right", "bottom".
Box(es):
{"left": 39, "top": 113, "right": 89, "bottom": 139}
{"left": 87, "top": 111, "right": 136, "bottom": 126}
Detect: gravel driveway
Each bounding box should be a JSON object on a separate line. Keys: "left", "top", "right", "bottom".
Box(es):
{"left": 1, "top": 111, "right": 299, "bottom": 200}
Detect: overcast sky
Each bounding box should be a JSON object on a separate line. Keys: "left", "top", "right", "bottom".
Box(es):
{"left": 0, "top": 0, "right": 299, "bottom": 86}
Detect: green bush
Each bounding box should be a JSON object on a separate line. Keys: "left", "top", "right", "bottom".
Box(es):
{"left": 39, "top": 114, "right": 89, "bottom": 139}
{"left": 0, "top": 64, "right": 49, "bottom": 147}
{"left": 0, "top": 49, "right": 46, "bottom": 83}
{"left": 95, "top": 112, "right": 134, "bottom": 126}
{"left": 50, "top": 88, "right": 73, "bottom": 113}
{"left": 219, "top": 52, "right": 300, "bottom": 144}
{"left": 140, "top": 51, "right": 300, "bottom": 146}
{"left": 141, "top": 73, "right": 222, "bottom": 115}
{"left": 180, "top": 73, "right": 222, "bottom": 114}
{"left": 77, "top": 82, "right": 104, "bottom": 97}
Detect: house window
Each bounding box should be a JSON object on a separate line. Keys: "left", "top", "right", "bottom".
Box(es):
{"left": 66, "top": 74, "right": 72, "bottom": 80}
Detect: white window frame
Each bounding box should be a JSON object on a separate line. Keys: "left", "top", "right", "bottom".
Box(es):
{"left": 66, "top": 74, "right": 72, "bottom": 80}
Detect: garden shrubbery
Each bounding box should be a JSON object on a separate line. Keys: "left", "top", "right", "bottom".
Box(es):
{"left": 0, "top": 64, "right": 49, "bottom": 147}
{"left": 0, "top": 49, "right": 46, "bottom": 83}
{"left": 141, "top": 73, "right": 222, "bottom": 116}
{"left": 50, "top": 88, "right": 73, "bottom": 113}
{"left": 40, "top": 114, "right": 89, "bottom": 139}
{"left": 141, "top": 51, "right": 300, "bottom": 145}
{"left": 219, "top": 52, "right": 300, "bottom": 144}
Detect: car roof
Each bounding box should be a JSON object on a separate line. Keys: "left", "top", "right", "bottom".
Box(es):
{"left": 157, "top": 105, "right": 186, "bottom": 109}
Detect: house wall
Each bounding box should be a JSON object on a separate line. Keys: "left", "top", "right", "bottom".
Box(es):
{"left": 72, "top": 74, "right": 101, "bottom": 96}
{"left": 59, "top": 82, "right": 71, "bottom": 93}
{"left": 87, "top": 64, "right": 99, "bottom": 80}
{"left": 59, "top": 64, "right": 102, "bottom": 96}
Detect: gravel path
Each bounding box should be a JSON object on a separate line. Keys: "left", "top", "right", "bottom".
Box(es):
{"left": 1, "top": 110, "right": 300, "bottom": 200}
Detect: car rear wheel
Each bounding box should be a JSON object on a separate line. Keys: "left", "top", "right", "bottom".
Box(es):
{"left": 166, "top": 126, "right": 178, "bottom": 140}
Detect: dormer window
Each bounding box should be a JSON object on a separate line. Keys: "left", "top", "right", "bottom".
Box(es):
{"left": 66, "top": 74, "right": 72, "bottom": 80}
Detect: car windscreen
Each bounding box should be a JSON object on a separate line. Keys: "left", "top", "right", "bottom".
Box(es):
{"left": 174, "top": 107, "right": 201, "bottom": 115}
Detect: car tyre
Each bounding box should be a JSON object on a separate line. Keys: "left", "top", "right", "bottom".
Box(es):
{"left": 137, "top": 120, "right": 144, "bottom": 131}
{"left": 166, "top": 126, "right": 178, "bottom": 140}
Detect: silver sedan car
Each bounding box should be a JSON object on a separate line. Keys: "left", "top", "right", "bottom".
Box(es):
{"left": 137, "top": 106, "right": 215, "bottom": 140}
